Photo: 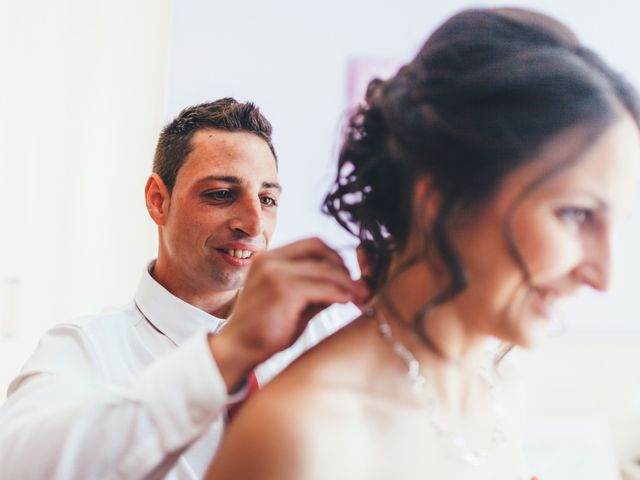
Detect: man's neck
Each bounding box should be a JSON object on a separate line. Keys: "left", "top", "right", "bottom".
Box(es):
{"left": 151, "top": 262, "right": 238, "bottom": 318}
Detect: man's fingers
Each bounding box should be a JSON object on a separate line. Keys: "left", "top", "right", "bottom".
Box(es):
{"left": 278, "top": 259, "right": 369, "bottom": 302}
{"left": 262, "top": 237, "right": 348, "bottom": 271}
{"left": 290, "top": 279, "right": 356, "bottom": 308}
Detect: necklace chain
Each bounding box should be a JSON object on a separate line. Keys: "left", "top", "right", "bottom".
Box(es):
{"left": 369, "top": 307, "right": 508, "bottom": 467}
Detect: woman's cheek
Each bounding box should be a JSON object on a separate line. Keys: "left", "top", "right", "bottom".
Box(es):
{"left": 521, "top": 221, "right": 582, "bottom": 282}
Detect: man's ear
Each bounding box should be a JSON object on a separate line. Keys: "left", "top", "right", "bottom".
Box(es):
{"left": 145, "top": 173, "right": 171, "bottom": 226}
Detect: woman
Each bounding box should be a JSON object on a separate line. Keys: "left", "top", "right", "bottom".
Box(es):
{"left": 207, "top": 8, "right": 640, "bottom": 479}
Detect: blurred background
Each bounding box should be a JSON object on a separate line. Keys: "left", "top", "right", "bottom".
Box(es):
{"left": 1, "top": 1, "right": 640, "bottom": 478}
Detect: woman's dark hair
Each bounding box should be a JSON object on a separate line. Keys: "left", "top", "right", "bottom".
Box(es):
{"left": 323, "top": 8, "right": 640, "bottom": 349}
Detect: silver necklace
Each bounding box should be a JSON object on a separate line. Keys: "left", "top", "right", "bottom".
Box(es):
{"left": 368, "top": 307, "right": 508, "bottom": 467}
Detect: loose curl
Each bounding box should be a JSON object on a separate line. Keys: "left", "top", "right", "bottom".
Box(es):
{"left": 323, "top": 8, "right": 640, "bottom": 350}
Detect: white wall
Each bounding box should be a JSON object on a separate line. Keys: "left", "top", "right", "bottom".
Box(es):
{"left": 0, "top": 0, "right": 172, "bottom": 390}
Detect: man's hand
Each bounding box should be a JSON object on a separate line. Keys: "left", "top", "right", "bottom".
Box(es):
{"left": 209, "top": 237, "right": 369, "bottom": 392}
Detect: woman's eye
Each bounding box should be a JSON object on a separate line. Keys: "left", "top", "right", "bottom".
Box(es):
{"left": 558, "top": 207, "right": 593, "bottom": 226}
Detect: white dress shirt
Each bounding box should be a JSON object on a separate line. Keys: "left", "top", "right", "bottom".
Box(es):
{"left": 0, "top": 263, "right": 356, "bottom": 479}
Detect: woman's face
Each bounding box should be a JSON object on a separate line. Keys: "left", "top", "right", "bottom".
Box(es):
{"left": 449, "top": 114, "right": 640, "bottom": 347}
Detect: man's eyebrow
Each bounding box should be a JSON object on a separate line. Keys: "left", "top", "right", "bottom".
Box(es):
{"left": 263, "top": 181, "right": 282, "bottom": 192}
{"left": 195, "top": 176, "right": 282, "bottom": 192}
{"left": 196, "top": 175, "right": 241, "bottom": 185}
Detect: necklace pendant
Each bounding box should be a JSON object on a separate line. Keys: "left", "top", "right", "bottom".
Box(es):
{"left": 374, "top": 307, "right": 507, "bottom": 468}
{"left": 462, "top": 448, "right": 488, "bottom": 467}
{"left": 411, "top": 375, "right": 425, "bottom": 394}
{"left": 491, "top": 425, "right": 508, "bottom": 447}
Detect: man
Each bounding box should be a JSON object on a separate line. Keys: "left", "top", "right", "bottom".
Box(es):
{"left": 0, "top": 98, "right": 366, "bottom": 479}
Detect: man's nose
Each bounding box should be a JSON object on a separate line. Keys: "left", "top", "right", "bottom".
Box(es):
{"left": 228, "top": 198, "right": 264, "bottom": 237}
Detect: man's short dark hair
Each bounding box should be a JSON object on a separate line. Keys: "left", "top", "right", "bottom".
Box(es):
{"left": 153, "top": 98, "right": 277, "bottom": 193}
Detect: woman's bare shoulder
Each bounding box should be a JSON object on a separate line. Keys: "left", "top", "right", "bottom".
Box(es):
{"left": 206, "top": 317, "right": 377, "bottom": 480}
{"left": 281, "top": 313, "right": 382, "bottom": 385}
{"left": 207, "top": 376, "right": 365, "bottom": 480}
{"left": 206, "top": 389, "right": 311, "bottom": 479}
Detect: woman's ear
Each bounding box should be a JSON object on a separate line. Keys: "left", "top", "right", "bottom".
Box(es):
{"left": 408, "top": 175, "right": 445, "bottom": 273}
{"left": 145, "top": 173, "right": 171, "bottom": 226}
{"left": 355, "top": 240, "right": 389, "bottom": 302}
{"left": 355, "top": 243, "right": 375, "bottom": 303}
{"left": 413, "top": 175, "right": 440, "bottom": 227}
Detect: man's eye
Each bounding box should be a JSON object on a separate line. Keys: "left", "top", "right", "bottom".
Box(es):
{"left": 261, "top": 196, "right": 278, "bottom": 207}
{"left": 203, "top": 190, "right": 232, "bottom": 202}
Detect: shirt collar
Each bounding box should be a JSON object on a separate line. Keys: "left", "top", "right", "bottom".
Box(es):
{"left": 134, "top": 261, "right": 227, "bottom": 346}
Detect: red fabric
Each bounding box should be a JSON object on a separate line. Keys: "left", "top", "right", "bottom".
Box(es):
{"left": 227, "top": 371, "right": 259, "bottom": 422}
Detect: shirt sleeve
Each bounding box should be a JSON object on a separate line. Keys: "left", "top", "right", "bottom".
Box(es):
{"left": 0, "top": 324, "right": 228, "bottom": 479}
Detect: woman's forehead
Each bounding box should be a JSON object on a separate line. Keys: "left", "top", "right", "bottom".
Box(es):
{"left": 508, "top": 115, "right": 639, "bottom": 214}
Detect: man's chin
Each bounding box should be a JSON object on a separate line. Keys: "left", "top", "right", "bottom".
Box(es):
{"left": 207, "top": 268, "right": 247, "bottom": 292}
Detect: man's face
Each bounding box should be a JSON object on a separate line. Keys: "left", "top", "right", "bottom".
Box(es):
{"left": 160, "top": 128, "right": 280, "bottom": 293}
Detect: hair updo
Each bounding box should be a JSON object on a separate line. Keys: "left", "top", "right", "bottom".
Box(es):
{"left": 324, "top": 8, "right": 639, "bottom": 336}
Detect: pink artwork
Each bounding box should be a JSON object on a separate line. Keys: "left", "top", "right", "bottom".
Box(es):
{"left": 347, "top": 59, "right": 400, "bottom": 111}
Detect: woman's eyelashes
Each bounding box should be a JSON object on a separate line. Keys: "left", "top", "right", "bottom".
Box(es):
{"left": 556, "top": 206, "right": 596, "bottom": 228}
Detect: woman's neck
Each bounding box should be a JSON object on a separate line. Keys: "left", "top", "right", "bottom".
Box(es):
{"left": 371, "top": 260, "right": 496, "bottom": 414}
